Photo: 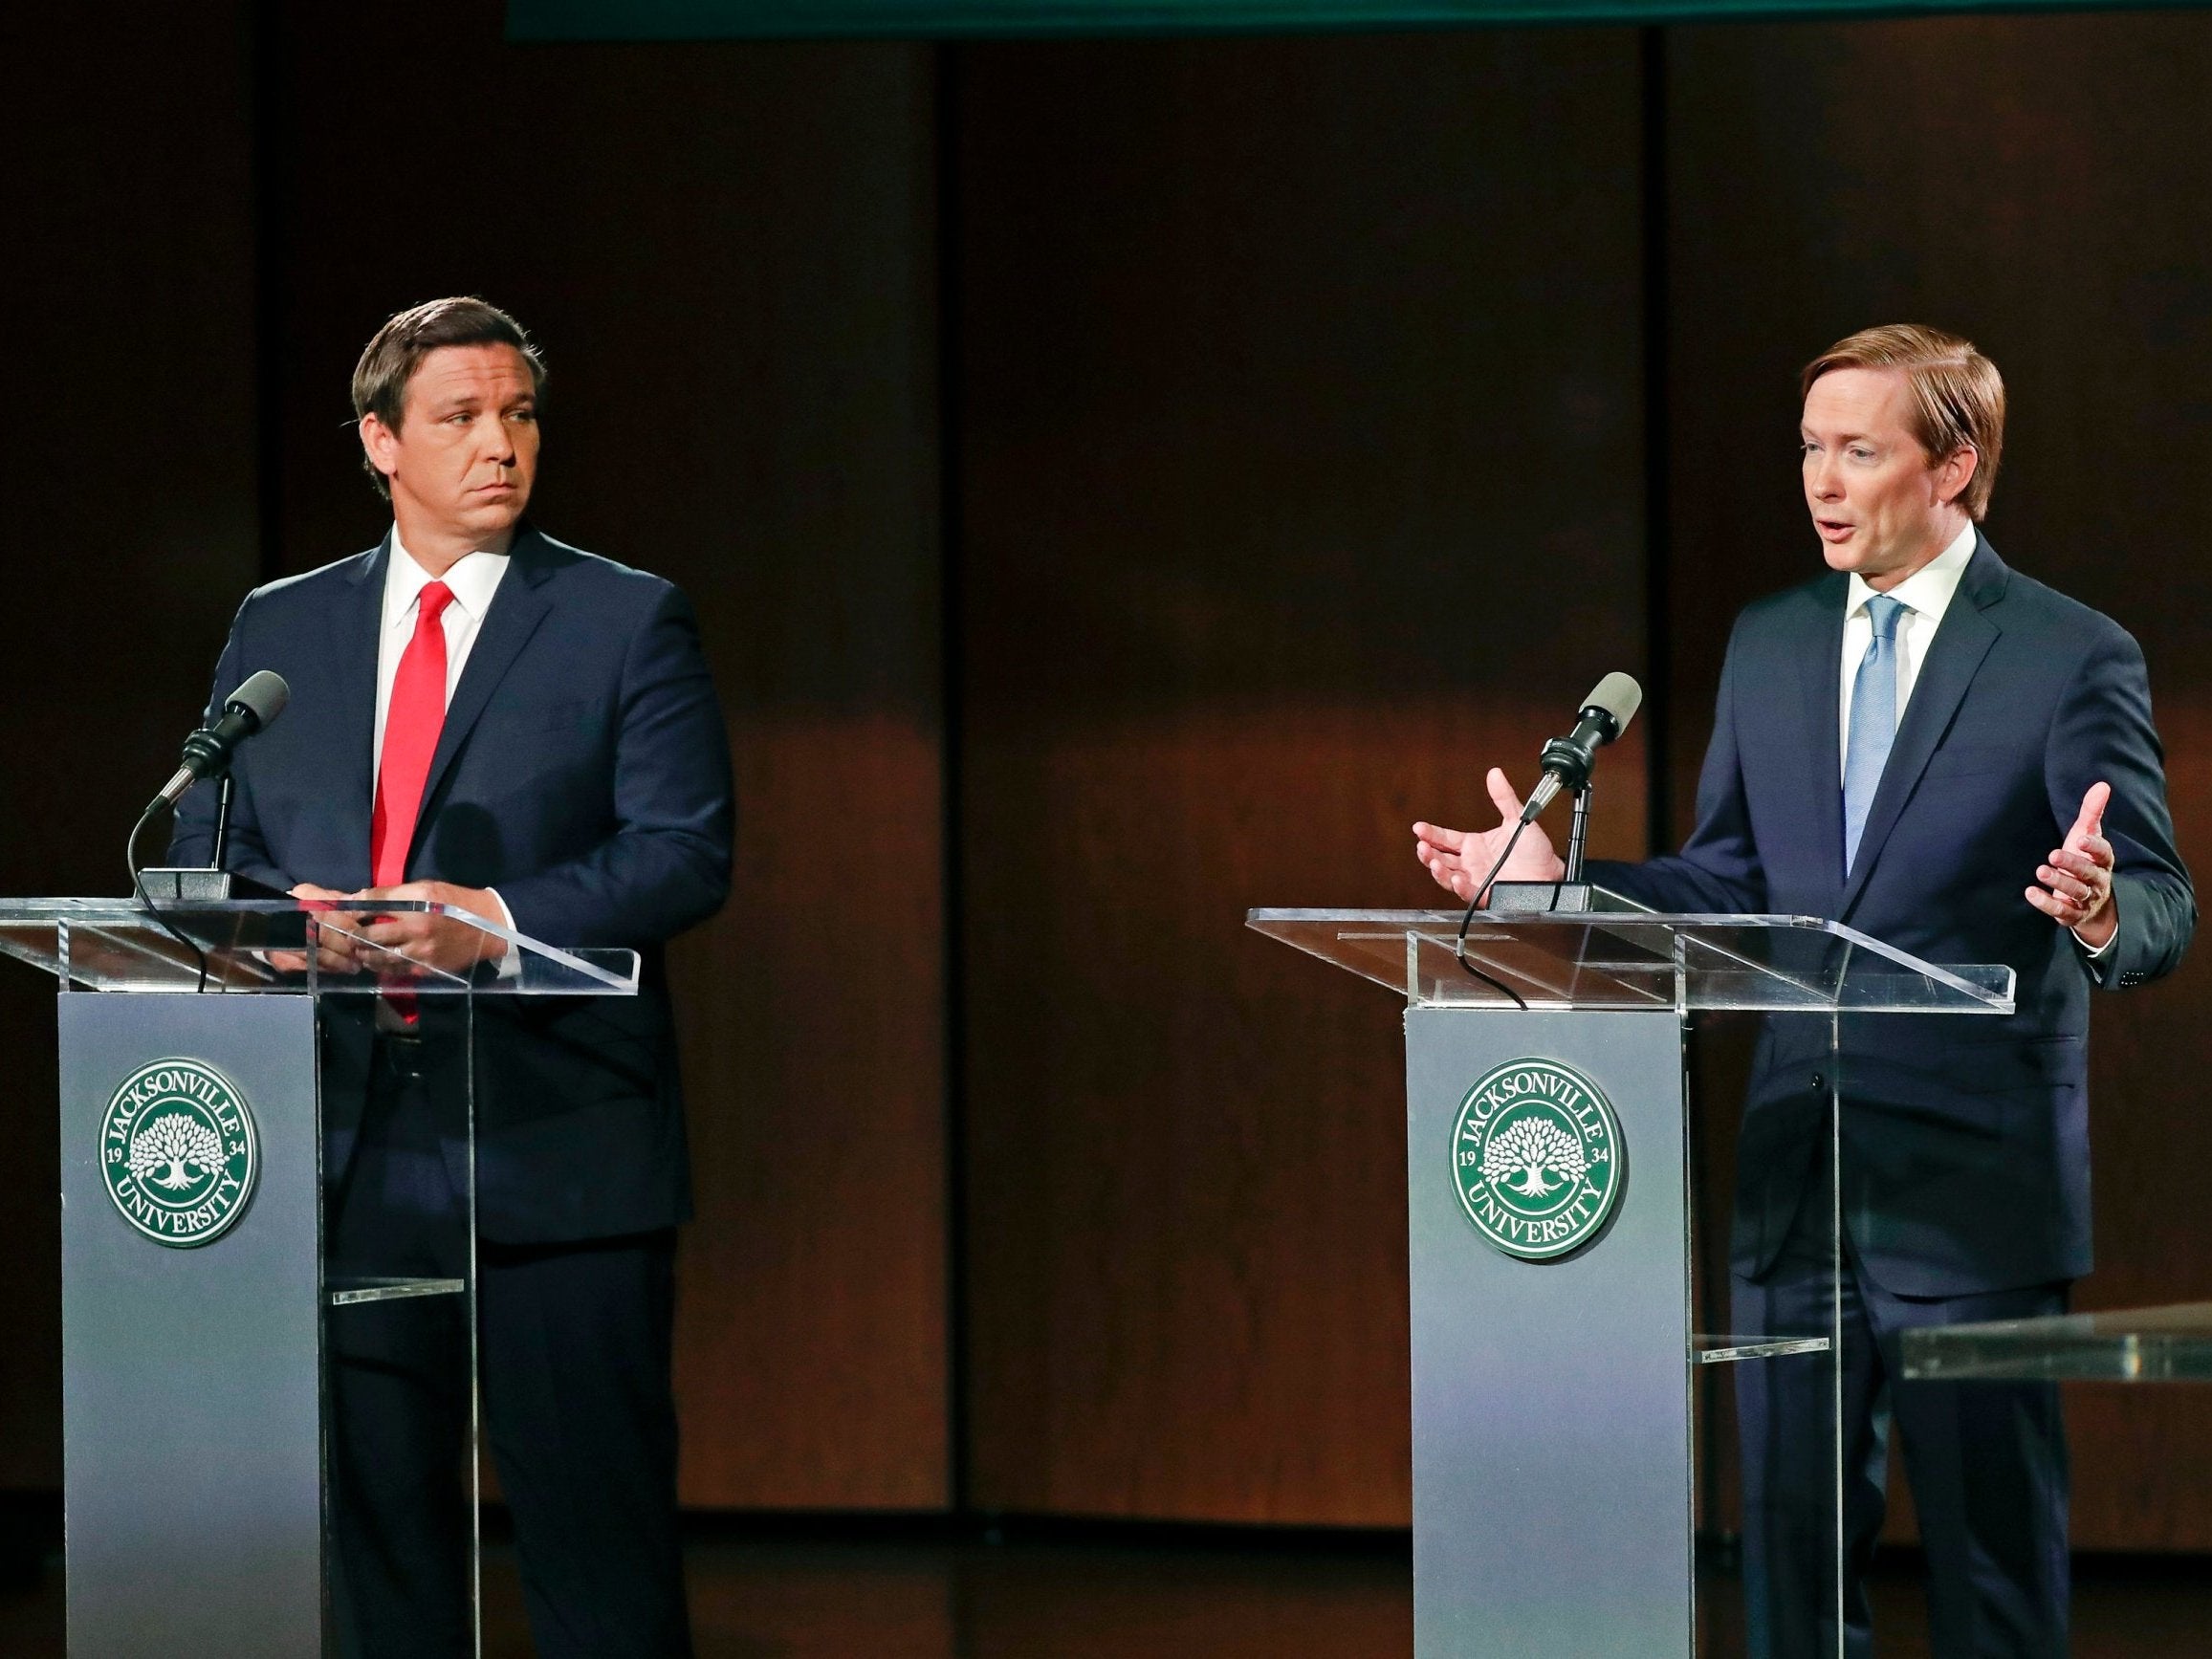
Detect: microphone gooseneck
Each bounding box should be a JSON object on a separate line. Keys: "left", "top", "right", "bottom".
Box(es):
{"left": 148, "top": 669, "right": 291, "bottom": 814}
{"left": 130, "top": 668, "right": 292, "bottom": 993}
{"left": 1520, "top": 671, "right": 1643, "bottom": 824}
{"left": 1452, "top": 672, "right": 1639, "bottom": 1004}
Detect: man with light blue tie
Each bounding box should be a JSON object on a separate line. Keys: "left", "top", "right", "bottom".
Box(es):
{"left": 1413, "top": 324, "right": 2193, "bottom": 1657}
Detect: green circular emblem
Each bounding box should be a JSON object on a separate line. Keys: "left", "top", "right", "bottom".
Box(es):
{"left": 99, "top": 1059, "right": 257, "bottom": 1249}
{"left": 1451, "top": 1058, "right": 1622, "bottom": 1261}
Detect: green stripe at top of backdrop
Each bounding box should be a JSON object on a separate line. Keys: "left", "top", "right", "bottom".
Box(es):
{"left": 510, "top": 0, "right": 2201, "bottom": 42}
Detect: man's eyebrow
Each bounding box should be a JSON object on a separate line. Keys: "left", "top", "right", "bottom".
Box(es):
{"left": 420, "top": 385, "right": 534, "bottom": 415}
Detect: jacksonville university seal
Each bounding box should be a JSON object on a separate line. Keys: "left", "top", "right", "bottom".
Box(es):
{"left": 99, "top": 1059, "right": 257, "bottom": 1248}
{"left": 1451, "top": 1058, "right": 1622, "bottom": 1261}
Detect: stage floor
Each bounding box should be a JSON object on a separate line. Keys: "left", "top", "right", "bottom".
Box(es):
{"left": 3, "top": 1519, "right": 2208, "bottom": 1654}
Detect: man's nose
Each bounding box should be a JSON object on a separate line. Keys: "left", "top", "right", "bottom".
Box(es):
{"left": 480, "top": 418, "right": 518, "bottom": 464}
{"left": 1809, "top": 455, "right": 1842, "bottom": 498}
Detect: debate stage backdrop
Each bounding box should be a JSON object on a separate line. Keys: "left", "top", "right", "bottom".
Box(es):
{"left": 4, "top": 1, "right": 2210, "bottom": 1551}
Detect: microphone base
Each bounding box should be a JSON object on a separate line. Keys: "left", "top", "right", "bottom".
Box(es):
{"left": 136, "top": 868, "right": 288, "bottom": 905}
{"left": 1485, "top": 882, "right": 1651, "bottom": 915}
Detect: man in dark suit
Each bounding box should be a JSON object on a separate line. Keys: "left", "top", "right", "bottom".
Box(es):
{"left": 171, "top": 296, "right": 732, "bottom": 1657}
{"left": 1413, "top": 324, "right": 2192, "bottom": 1657}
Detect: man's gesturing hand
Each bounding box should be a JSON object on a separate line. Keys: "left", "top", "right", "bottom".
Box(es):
{"left": 2027, "top": 781, "right": 2117, "bottom": 950}
{"left": 1413, "top": 768, "right": 1568, "bottom": 905}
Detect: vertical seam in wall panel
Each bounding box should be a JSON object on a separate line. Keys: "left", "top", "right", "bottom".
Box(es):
{"left": 1640, "top": 24, "right": 1672, "bottom": 857}
{"left": 1643, "top": 22, "right": 1720, "bottom": 1558}
{"left": 249, "top": 0, "right": 285, "bottom": 586}
{"left": 935, "top": 39, "right": 975, "bottom": 1525}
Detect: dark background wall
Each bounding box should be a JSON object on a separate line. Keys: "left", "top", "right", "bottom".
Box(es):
{"left": 252, "top": 3, "right": 952, "bottom": 1515}
{"left": 953, "top": 31, "right": 1646, "bottom": 1523}
{"left": 3, "top": 3, "right": 2210, "bottom": 1548}
{"left": 0, "top": 1, "right": 261, "bottom": 1489}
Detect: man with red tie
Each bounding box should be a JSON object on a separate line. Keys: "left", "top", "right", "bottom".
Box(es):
{"left": 172, "top": 297, "right": 733, "bottom": 1657}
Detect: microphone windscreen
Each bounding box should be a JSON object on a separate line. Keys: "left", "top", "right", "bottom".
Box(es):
{"left": 226, "top": 669, "right": 291, "bottom": 731}
{"left": 1583, "top": 671, "right": 1643, "bottom": 737}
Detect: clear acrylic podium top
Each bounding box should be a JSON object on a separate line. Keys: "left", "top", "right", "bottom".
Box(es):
{"left": 0, "top": 897, "right": 638, "bottom": 996}
{"left": 1901, "top": 1302, "right": 2212, "bottom": 1384}
{"left": 1246, "top": 906, "right": 2015, "bottom": 1015}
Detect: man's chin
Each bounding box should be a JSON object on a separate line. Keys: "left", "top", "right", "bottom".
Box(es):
{"left": 460, "top": 495, "right": 529, "bottom": 539}
{"left": 1819, "top": 539, "right": 1878, "bottom": 574}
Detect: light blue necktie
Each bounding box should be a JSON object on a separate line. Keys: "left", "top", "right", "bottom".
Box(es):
{"left": 1842, "top": 594, "right": 1908, "bottom": 875}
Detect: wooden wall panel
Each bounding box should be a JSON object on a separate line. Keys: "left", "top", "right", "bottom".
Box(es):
{"left": 0, "top": 4, "right": 260, "bottom": 1489}
{"left": 1665, "top": 12, "right": 2212, "bottom": 1551}
{"left": 954, "top": 33, "right": 1648, "bottom": 1524}
{"left": 262, "top": 5, "right": 948, "bottom": 1509}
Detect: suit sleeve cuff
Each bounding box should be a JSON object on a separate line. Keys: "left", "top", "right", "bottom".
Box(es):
{"left": 483, "top": 887, "right": 523, "bottom": 981}
{"left": 2074, "top": 909, "right": 2119, "bottom": 985}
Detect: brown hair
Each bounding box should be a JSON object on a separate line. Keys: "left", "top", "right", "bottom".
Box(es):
{"left": 1801, "top": 324, "right": 2004, "bottom": 520}
{"left": 351, "top": 297, "right": 546, "bottom": 499}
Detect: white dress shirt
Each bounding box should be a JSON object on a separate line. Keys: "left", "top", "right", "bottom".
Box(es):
{"left": 1836, "top": 517, "right": 1977, "bottom": 772}
{"left": 377, "top": 531, "right": 518, "bottom": 960}
{"left": 375, "top": 533, "right": 511, "bottom": 778}
{"left": 1835, "top": 519, "right": 2111, "bottom": 957}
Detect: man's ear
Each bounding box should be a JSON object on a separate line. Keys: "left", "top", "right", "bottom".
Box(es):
{"left": 360, "top": 414, "right": 401, "bottom": 485}
{"left": 1935, "top": 444, "right": 1980, "bottom": 509}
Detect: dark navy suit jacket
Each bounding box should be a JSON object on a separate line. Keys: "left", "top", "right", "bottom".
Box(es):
{"left": 1592, "top": 535, "right": 2192, "bottom": 1296}
{"left": 170, "top": 527, "right": 734, "bottom": 1245}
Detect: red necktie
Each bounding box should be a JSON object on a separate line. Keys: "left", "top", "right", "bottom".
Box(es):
{"left": 371, "top": 580, "right": 455, "bottom": 888}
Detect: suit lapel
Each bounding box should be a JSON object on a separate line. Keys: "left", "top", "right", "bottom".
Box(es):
{"left": 334, "top": 542, "right": 386, "bottom": 885}
{"left": 1798, "top": 576, "right": 1849, "bottom": 912}
{"left": 408, "top": 530, "right": 556, "bottom": 863}
{"left": 1839, "top": 535, "right": 2009, "bottom": 919}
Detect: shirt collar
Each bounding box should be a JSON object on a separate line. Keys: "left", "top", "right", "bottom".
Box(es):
{"left": 1846, "top": 518, "right": 1978, "bottom": 624}
{"left": 384, "top": 528, "right": 511, "bottom": 627}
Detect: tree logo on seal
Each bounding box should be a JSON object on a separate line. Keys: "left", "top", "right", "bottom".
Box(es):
{"left": 99, "top": 1059, "right": 257, "bottom": 1248}
{"left": 1451, "top": 1059, "right": 1621, "bottom": 1260}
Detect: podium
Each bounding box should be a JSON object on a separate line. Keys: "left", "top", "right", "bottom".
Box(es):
{"left": 1247, "top": 902, "right": 2013, "bottom": 1658}
{"left": 0, "top": 896, "right": 638, "bottom": 1657}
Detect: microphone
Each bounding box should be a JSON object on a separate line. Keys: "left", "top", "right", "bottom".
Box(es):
{"left": 148, "top": 669, "right": 291, "bottom": 813}
{"left": 1520, "top": 671, "right": 1643, "bottom": 823}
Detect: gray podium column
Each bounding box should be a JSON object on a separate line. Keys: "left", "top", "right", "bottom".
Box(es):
{"left": 1406, "top": 1007, "right": 1690, "bottom": 1659}
{"left": 58, "top": 993, "right": 325, "bottom": 1657}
